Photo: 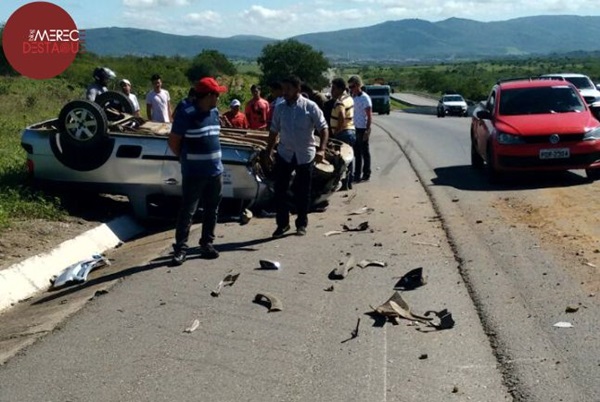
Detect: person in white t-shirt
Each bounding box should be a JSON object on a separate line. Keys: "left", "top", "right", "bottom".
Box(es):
{"left": 119, "top": 79, "right": 140, "bottom": 117}
{"left": 347, "top": 75, "right": 373, "bottom": 182}
{"left": 146, "top": 73, "right": 172, "bottom": 123}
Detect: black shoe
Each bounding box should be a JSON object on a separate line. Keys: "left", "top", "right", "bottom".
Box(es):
{"left": 296, "top": 226, "right": 307, "bottom": 236}
{"left": 361, "top": 175, "right": 370, "bottom": 182}
{"left": 171, "top": 250, "right": 187, "bottom": 266}
{"left": 199, "top": 243, "right": 219, "bottom": 259}
{"left": 272, "top": 225, "right": 291, "bottom": 238}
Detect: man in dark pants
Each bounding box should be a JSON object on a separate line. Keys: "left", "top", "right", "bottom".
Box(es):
{"left": 348, "top": 75, "right": 373, "bottom": 182}
{"left": 265, "top": 76, "right": 329, "bottom": 238}
{"left": 168, "top": 77, "right": 228, "bottom": 265}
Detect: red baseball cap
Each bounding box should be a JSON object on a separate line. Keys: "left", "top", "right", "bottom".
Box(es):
{"left": 195, "top": 77, "right": 228, "bottom": 94}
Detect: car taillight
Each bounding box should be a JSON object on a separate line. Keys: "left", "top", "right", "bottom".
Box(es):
{"left": 26, "top": 159, "right": 34, "bottom": 175}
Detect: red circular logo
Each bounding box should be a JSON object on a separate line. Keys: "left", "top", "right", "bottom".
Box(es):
{"left": 2, "top": 2, "right": 81, "bottom": 79}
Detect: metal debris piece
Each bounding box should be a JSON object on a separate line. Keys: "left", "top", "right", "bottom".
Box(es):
{"left": 553, "top": 321, "right": 573, "bottom": 328}
{"left": 565, "top": 305, "right": 579, "bottom": 313}
{"left": 254, "top": 292, "right": 283, "bottom": 312}
{"left": 371, "top": 292, "right": 432, "bottom": 325}
{"left": 210, "top": 273, "right": 240, "bottom": 297}
{"left": 240, "top": 209, "right": 253, "bottom": 225}
{"left": 330, "top": 256, "right": 356, "bottom": 279}
{"left": 394, "top": 267, "right": 427, "bottom": 290}
{"left": 348, "top": 206, "right": 374, "bottom": 215}
{"left": 341, "top": 318, "right": 361, "bottom": 343}
{"left": 184, "top": 319, "right": 200, "bottom": 333}
{"left": 342, "top": 221, "right": 369, "bottom": 232}
{"left": 50, "top": 254, "right": 111, "bottom": 289}
{"left": 258, "top": 260, "right": 281, "bottom": 270}
{"left": 324, "top": 230, "right": 343, "bottom": 237}
{"left": 357, "top": 260, "right": 387, "bottom": 269}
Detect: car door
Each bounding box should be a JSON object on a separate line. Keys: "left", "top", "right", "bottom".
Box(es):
{"left": 473, "top": 89, "right": 496, "bottom": 157}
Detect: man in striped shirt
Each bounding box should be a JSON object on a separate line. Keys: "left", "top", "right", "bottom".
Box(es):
{"left": 168, "top": 77, "right": 228, "bottom": 265}
{"left": 329, "top": 77, "right": 356, "bottom": 190}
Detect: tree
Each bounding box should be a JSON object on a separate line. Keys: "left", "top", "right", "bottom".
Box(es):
{"left": 185, "top": 49, "right": 236, "bottom": 83}
{"left": 257, "top": 39, "right": 330, "bottom": 90}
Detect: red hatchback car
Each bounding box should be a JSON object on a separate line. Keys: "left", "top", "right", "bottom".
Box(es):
{"left": 470, "top": 78, "right": 600, "bottom": 182}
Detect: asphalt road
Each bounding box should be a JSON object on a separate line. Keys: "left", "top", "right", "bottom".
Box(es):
{"left": 0, "top": 113, "right": 509, "bottom": 401}
{"left": 1, "top": 103, "right": 598, "bottom": 401}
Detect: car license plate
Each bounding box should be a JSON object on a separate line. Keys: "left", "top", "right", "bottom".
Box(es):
{"left": 539, "top": 148, "right": 570, "bottom": 159}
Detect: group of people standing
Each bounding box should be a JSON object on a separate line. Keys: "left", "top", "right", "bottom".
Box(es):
{"left": 84, "top": 67, "right": 373, "bottom": 267}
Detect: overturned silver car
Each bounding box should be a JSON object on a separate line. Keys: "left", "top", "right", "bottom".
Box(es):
{"left": 20, "top": 92, "right": 353, "bottom": 219}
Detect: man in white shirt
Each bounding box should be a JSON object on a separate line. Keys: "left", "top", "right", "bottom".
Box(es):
{"left": 146, "top": 73, "right": 172, "bottom": 122}
{"left": 348, "top": 75, "right": 373, "bottom": 182}
{"left": 119, "top": 79, "right": 140, "bottom": 117}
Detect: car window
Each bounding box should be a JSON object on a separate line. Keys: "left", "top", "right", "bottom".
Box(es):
{"left": 443, "top": 95, "right": 464, "bottom": 102}
{"left": 486, "top": 90, "right": 496, "bottom": 112}
{"left": 499, "top": 86, "right": 584, "bottom": 115}
{"left": 564, "top": 77, "right": 595, "bottom": 90}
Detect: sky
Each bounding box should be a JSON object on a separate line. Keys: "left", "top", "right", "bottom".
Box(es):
{"left": 2, "top": 0, "right": 600, "bottom": 39}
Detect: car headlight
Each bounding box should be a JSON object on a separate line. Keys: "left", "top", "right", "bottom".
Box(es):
{"left": 583, "top": 127, "right": 600, "bottom": 141}
{"left": 496, "top": 132, "right": 526, "bottom": 145}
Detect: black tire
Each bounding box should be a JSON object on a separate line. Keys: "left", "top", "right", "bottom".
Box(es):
{"left": 471, "top": 138, "right": 484, "bottom": 169}
{"left": 586, "top": 168, "right": 600, "bottom": 181}
{"left": 57, "top": 100, "right": 108, "bottom": 149}
{"left": 95, "top": 91, "right": 134, "bottom": 121}
{"left": 53, "top": 100, "right": 114, "bottom": 171}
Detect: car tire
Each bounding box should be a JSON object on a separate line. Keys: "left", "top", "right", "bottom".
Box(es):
{"left": 486, "top": 145, "right": 502, "bottom": 184}
{"left": 95, "top": 91, "right": 134, "bottom": 121}
{"left": 586, "top": 168, "right": 600, "bottom": 181}
{"left": 471, "top": 138, "right": 484, "bottom": 169}
{"left": 52, "top": 100, "right": 114, "bottom": 171}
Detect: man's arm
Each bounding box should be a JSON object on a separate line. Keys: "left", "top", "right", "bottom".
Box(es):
{"left": 364, "top": 106, "right": 373, "bottom": 140}
{"left": 331, "top": 103, "right": 344, "bottom": 136}
{"left": 168, "top": 133, "right": 182, "bottom": 157}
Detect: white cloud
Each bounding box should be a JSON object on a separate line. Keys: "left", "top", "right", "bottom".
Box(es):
{"left": 123, "top": 0, "right": 191, "bottom": 8}
{"left": 185, "top": 11, "right": 222, "bottom": 25}
{"left": 241, "top": 5, "right": 295, "bottom": 23}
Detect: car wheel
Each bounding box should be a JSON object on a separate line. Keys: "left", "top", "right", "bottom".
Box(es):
{"left": 486, "top": 145, "right": 502, "bottom": 184}
{"left": 586, "top": 168, "right": 600, "bottom": 181}
{"left": 53, "top": 100, "right": 114, "bottom": 171}
{"left": 471, "top": 138, "right": 484, "bottom": 169}
{"left": 57, "top": 100, "right": 109, "bottom": 149}
{"left": 95, "top": 91, "right": 134, "bottom": 121}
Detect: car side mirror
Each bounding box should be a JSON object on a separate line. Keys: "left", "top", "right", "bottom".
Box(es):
{"left": 596, "top": 83, "right": 600, "bottom": 91}
{"left": 476, "top": 109, "right": 492, "bottom": 120}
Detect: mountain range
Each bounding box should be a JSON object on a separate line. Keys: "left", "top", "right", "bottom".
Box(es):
{"left": 83, "top": 15, "right": 600, "bottom": 62}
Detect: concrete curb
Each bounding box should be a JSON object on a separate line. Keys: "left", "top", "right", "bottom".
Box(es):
{"left": 0, "top": 215, "right": 145, "bottom": 313}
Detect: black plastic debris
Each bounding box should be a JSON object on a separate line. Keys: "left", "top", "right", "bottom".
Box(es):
{"left": 258, "top": 260, "right": 281, "bottom": 270}
{"left": 329, "top": 256, "right": 355, "bottom": 280}
{"left": 394, "top": 267, "right": 427, "bottom": 290}
{"left": 254, "top": 292, "right": 283, "bottom": 312}
{"left": 210, "top": 273, "right": 240, "bottom": 297}
{"left": 342, "top": 221, "right": 369, "bottom": 232}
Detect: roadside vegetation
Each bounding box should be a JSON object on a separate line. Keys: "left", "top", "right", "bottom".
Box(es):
{"left": 1, "top": 37, "right": 600, "bottom": 231}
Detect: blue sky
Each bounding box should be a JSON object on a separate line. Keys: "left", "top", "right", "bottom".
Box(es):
{"left": 2, "top": 0, "right": 600, "bottom": 39}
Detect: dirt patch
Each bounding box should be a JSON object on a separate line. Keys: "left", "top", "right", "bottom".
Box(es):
{"left": 495, "top": 183, "right": 600, "bottom": 294}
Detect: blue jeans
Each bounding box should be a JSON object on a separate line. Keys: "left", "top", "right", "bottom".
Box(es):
{"left": 174, "top": 174, "right": 222, "bottom": 252}
{"left": 334, "top": 129, "right": 356, "bottom": 186}
{"left": 274, "top": 154, "right": 313, "bottom": 229}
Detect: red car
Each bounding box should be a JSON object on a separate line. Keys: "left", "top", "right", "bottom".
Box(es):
{"left": 470, "top": 78, "right": 600, "bottom": 182}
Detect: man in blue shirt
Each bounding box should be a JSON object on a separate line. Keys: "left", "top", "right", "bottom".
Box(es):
{"left": 266, "top": 75, "right": 329, "bottom": 238}
{"left": 168, "top": 77, "right": 227, "bottom": 265}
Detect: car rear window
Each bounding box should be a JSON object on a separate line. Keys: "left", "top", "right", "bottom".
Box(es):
{"left": 443, "top": 95, "right": 464, "bottom": 102}
{"left": 499, "top": 86, "right": 585, "bottom": 115}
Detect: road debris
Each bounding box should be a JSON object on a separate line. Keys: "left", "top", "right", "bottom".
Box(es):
{"left": 240, "top": 209, "right": 253, "bottom": 225}
{"left": 341, "top": 318, "right": 361, "bottom": 343}
{"left": 418, "top": 353, "right": 428, "bottom": 360}
{"left": 258, "top": 260, "right": 281, "bottom": 270}
{"left": 565, "top": 305, "right": 579, "bottom": 313}
{"left": 210, "top": 273, "right": 240, "bottom": 297}
{"left": 330, "top": 256, "right": 355, "bottom": 279}
{"left": 394, "top": 267, "right": 427, "bottom": 290}
{"left": 410, "top": 241, "right": 440, "bottom": 248}
{"left": 342, "top": 221, "right": 369, "bottom": 232}
{"left": 254, "top": 292, "right": 283, "bottom": 312}
{"left": 324, "top": 230, "right": 343, "bottom": 237}
{"left": 324, "top": 285, "right": 335, "bottom": 292}
{"left": 584, "top": 261, "right": 597, "bottom": 268}
{"left": 50, "top": 254, "right": 111, "bottom": 289}
{"left": 183, "top": 319, "right": 200, "bottom": 333}
{"left": 553, "top": 321, "right": 574, "bottom": 328}
{"left": 348, "top": 206, "right": 374, "bottom": 216}
{"left": 357, "top": 260, "right": 387, "bottom": 269}
{"left": 371, "top": 292, "right": 454, "bottom": 330}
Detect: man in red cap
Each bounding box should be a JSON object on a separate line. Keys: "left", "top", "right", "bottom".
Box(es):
{"left": 168, "top": 77, "right": 228, "bottom": 265}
